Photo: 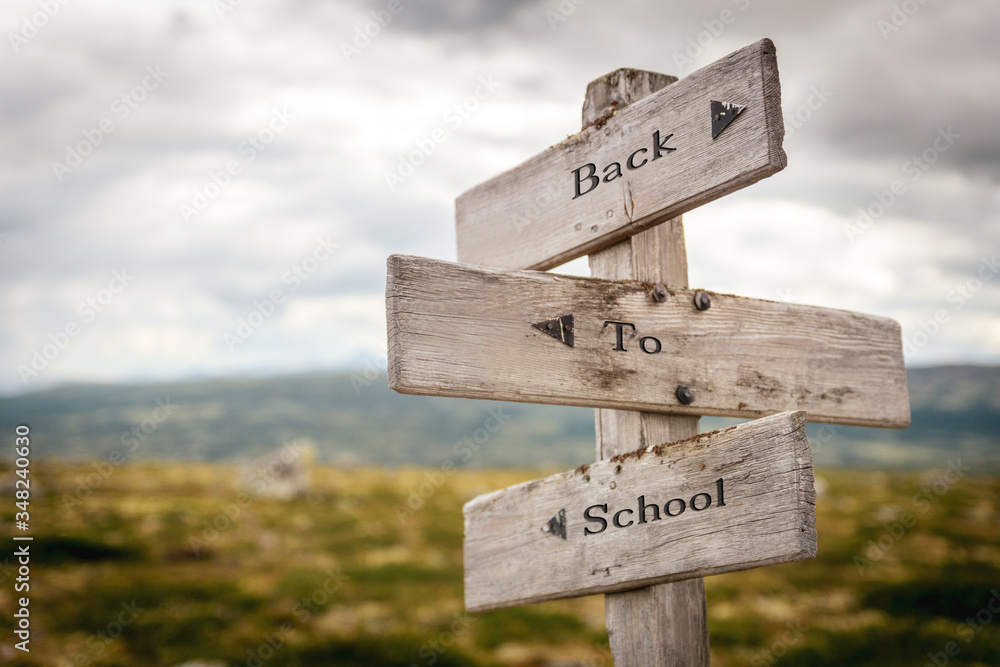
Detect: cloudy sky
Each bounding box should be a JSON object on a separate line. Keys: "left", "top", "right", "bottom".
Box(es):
{"left": 1, "top": 0, "right": 997, "bottom": 396}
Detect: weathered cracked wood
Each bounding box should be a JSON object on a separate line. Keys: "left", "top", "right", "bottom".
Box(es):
{"left": 586, "top": 70, "right": 709, "bottom": 667}
{"left": 385, "top": 254, "right": 911, "bottom": 428}
{"left": 590, "top": 218, "right": 697, "bottom": 460}
{"left": 590, "top": 214, "right": 707, "bottom": 667}
{"left": 588, "top": 67, "right": 709, "bottom": 667}
{"left": 455, "top": 38, "right": 786, "bottom": 271}
{"left": 605, "top": 581, "right": 709, "bottom": 667}
{"left": 580, "top": 68, "right": 678, "bottom": 131}
{"left": 462, "top": 411, "right": 817, "bottom": 612}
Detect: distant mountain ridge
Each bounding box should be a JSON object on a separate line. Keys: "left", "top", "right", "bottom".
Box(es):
{"left": 0, "top": 365, "right": 997, "bottom": 470}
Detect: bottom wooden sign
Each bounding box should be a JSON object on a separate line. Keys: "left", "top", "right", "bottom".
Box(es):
{"left": 463, "top": 411, "right": 816, "bottom": 612}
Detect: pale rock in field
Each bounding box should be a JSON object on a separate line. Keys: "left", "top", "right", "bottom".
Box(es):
{"left": 239, "top": 438, "right": 314, "bottom": 500}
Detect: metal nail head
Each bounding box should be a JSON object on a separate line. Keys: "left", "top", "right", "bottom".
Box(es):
{"left": 694, "top": 291, "right": 711, "bottom": 311}
{"left": 652, "top": 284, "right": 668, "bottom": 303}
{"left": 676, "top": 385, "right": 695, "bottom": 405}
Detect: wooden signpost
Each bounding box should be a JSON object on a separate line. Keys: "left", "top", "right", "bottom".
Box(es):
{"left": 385, "top": 38, "right": 909, "bottom": 666}
{"left": 455, "top": 38, "right": 785, "bottom": 271}
{"left": 464, "top": 411, "right": 816, "bottom": 612}
{"left": 387, "top": 254, "right": 909, "bottom": 427}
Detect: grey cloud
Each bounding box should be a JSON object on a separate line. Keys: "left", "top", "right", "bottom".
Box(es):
{"left": 358, "top": 0, "right": 539, "bottom": 35}
{"left": 0, "top": 0, "right": 996, "bottom": 395}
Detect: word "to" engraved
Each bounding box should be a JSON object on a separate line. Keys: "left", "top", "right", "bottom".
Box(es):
{"left": 603, "top": 320, "right": 670, "bottom": 354}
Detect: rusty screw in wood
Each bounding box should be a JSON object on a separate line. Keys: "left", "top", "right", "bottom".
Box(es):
{"left": 652, "top": 284, "right": 668, "bottom": 303}
{"left": 676, "top": 385, "right": 695, "bottom": 404}
{"left": 693, "top": 291, "right": 711, "bottom": 311}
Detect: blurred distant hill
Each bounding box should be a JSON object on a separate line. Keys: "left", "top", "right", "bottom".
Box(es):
{"left": 0, "top": 365, "right": 997, "bottom": 470}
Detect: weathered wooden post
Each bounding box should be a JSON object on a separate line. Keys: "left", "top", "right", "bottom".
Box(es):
{"left": 584, "top": 67, "right": 709, "bottom": 667}
{"left": 386, "top": 38, "right": 909, "bottom": 665}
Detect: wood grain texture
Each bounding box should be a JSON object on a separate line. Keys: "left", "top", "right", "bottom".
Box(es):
{"left": 455, "top": 38, "right": 786, "bottom": 271}
{"left": 463, "top": 411, "right": 817, "bottom": 612}
{"left": 590, "top": 218, "right": 708, "bottom": 667}
{"left": 605, "top": 580, "right": 710, "bottom": 667}
{"left": 386, "top": 254, "right": 911, "bottom": 428}
{"left": 590, "top": 219, "right": 697, "bottom": 461}
{"left": 584, "top": 67, "right": 708, "bottom": 667}
{"left": 581, "top": 68, "right": 678, "bottom": 130}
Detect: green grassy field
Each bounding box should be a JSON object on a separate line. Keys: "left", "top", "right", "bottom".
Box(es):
{"left": 1, "top": 461, "right": 998, "bottom": 666}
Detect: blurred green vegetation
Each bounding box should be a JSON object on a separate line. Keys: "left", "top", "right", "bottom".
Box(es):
{"left": 0, "top": 461, "right": 997, "bottom": 666}
{"left": 0, "top": 365, "right": 998, "bottom": 469}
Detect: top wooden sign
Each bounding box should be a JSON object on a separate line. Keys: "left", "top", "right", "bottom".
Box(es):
{"left": 456, "top": 39, "right": 786, "bottom": 271}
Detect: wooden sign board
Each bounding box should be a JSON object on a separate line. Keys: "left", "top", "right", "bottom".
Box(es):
{"left": 386, "top": 254, "right": 910, "bottom": 428}
{"left": 455, "top": 38, "right": 786, "bottom": 271}
{"left": 463, "top": 411, "right": 816, "bottom": 612}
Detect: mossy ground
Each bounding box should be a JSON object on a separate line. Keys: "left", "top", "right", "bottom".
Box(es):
{"left": 1, "top": 461, "right": 997, "bottom": 666}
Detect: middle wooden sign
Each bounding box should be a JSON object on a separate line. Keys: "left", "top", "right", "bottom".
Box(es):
{"left": 386, "top": 254, "right": 910, "bottom": 428}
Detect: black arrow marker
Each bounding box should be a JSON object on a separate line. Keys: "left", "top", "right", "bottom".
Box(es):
{"left": 531, "top": 314, "right": 574, "bottom": 347}
{"left": 542, "top": 508, "right": 567, "bottom": 540}
{"left": 711, "top": 100, "right": 746, "bottom": 139}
